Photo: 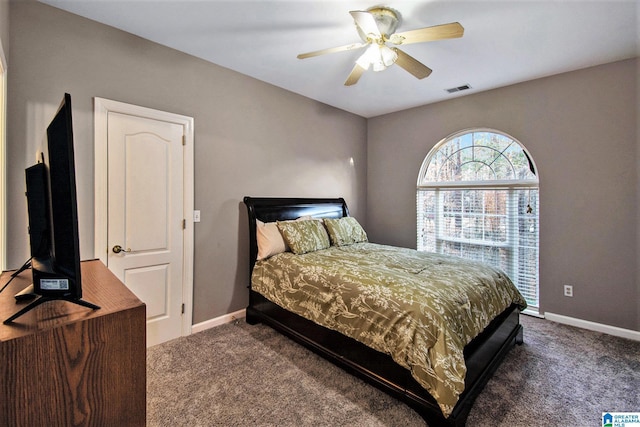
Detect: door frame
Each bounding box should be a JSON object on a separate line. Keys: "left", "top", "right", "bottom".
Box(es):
{"left": 94, "top": 97, "right": 194, "bottom": 338}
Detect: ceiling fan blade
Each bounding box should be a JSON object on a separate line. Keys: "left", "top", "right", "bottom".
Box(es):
{"left": 350, "top": 11, "right": 382, "bottom": 39}
{"left": 344, "top": 63, "right": 367, "bottom": 86}
{"left": 393, "top": 48, "right": 432, "bottom": 79}
{"left": 297, "top": 42, "right": 367, "bottom": 59}
{"left": 390, "top": 22, "right": 464, "bottom": 45}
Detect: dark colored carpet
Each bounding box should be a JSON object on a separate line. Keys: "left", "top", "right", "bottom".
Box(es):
{"left": 147, "top": 315, "right": 640, "bottom": 426}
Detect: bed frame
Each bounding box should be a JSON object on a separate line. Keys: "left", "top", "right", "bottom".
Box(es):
{"left": 243, "top": 197, "right": 523, "bottom": 427}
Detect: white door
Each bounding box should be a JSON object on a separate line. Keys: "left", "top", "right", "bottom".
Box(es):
{"left": 94, "top": 99, "right": 194, "bottom": 347}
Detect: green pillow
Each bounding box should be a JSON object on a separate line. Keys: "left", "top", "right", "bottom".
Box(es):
{"left": 276, "top": 219, "right": 330, "bottom": 255}
{"left": 323, "top": 217, "right": 368, "bottom": 246}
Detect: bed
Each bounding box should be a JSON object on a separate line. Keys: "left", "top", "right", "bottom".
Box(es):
{"left": 243, "top": 197, "right": 525, "bottom": 427}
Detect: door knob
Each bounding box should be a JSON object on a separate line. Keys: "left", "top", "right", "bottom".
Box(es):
{"left": 112, "top": 245, "right": 132, "bottom": 254}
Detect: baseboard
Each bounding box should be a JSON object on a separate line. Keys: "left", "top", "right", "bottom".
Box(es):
{"left": 191, "top": 309, "right": 246, "bottom": 334}
{"left": 545, "top": 312, "right": 640, "bottom": 342}
{"left": 522, "top": 308, "right": 544, "bottom": 318}
{"left": 190, "top": 309, "right": 640, "bottom": 342}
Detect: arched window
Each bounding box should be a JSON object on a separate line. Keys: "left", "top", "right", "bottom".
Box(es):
{"left": 417, "top": 129, "right": 539, "bottom": 311}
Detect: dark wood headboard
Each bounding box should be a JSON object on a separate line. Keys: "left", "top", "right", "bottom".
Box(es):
{"left": 243, "top": 197, "right": 349, "bottom": 276}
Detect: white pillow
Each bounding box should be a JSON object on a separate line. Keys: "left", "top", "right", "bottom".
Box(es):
{"left": 256, "top": 219, "right": 288, "bottom": 260}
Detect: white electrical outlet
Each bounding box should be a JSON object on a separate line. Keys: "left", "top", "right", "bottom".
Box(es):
{"left": 563, "top": 285, "right": 573, "bottom": 297}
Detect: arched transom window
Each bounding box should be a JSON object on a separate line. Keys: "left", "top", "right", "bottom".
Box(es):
{"left": 417, "top": 129, "right": 539, "bottom": 310}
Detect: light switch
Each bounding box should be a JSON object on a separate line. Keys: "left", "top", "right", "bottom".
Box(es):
{"left": 193, "top": 210, "right": 201, "bottom": 223}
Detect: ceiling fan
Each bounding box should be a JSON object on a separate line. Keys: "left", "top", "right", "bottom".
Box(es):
{"left": 297, "top": 7, "right": 464, "bottom": 86}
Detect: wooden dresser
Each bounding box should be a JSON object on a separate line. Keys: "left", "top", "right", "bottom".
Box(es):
{"left": 0, "top": 259, "right": 146, "bottom": 427}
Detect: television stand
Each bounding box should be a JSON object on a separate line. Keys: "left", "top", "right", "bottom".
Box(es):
{"left": 3, "top": 294, "right": 100, "bottom": 324}
{"left": 1, "top": 260, "right": 146, "bottom": 426}
{"left": 14, "top": 283, "right": 36, "bottom": 301}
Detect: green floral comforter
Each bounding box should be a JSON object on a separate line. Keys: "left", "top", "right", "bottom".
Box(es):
{"left": 252, "top": 243, "right": 527, "bottom": 417}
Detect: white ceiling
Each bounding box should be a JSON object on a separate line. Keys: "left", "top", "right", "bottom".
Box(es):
{"left": 39, "top": 0, "right": 639, "bottom": 118}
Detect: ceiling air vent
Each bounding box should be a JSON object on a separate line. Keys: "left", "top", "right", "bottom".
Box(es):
{"left": 446, "top": 84, "right": 472, "bottom": 94}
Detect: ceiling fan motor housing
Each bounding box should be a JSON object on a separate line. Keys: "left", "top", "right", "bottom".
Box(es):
{"left": 356, "top": 7, "right": 401, "bottom": 41}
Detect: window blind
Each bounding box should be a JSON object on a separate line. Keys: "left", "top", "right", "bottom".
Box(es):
{"left": 417, "top": 187, "right": 539, "bottom": 309}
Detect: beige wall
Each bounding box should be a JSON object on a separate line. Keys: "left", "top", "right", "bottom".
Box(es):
{"left": 6, "top": 1, "right": 367, "bottom": 323}
{"left": 368, "top": 58, "right": 639, "bottom": 331}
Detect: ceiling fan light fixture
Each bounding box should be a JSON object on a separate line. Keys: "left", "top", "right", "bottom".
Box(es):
{"left": 372, "top": 61, "right": 386, "bottom": 72}
{"left": 356, "top": 44, "right": 398, "bottom": 72}
{"left": 355, "top": 44, "right": 377, "bottom": 70}
{"left": 380, "top": 45, "right": 398, "bottom": 66}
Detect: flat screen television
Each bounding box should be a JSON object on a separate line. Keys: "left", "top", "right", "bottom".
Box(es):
{"left": 4, "top": 93, "right": 99, "bottom": 323}
{"left": 34, "top": 93, "right": 82, "bottom": 297}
